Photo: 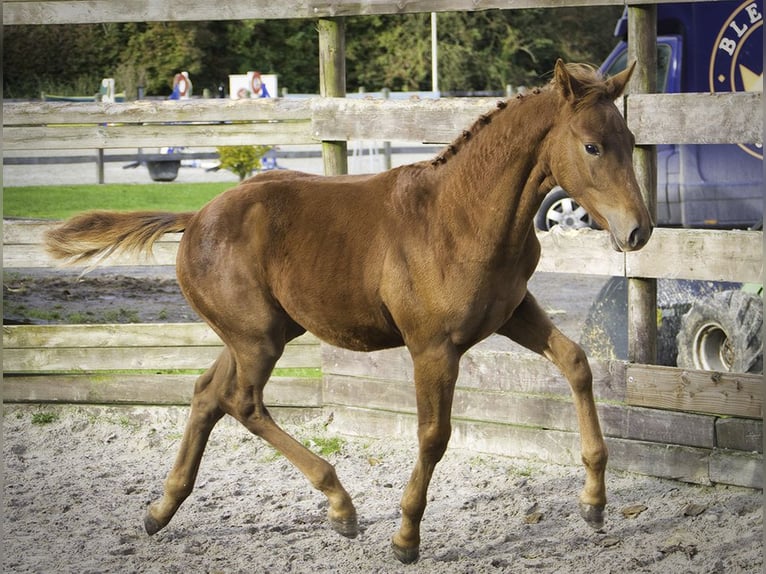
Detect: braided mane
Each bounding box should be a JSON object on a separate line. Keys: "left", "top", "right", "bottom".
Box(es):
{"left": 431, "top": 63, "right": 609, "bottom": 166}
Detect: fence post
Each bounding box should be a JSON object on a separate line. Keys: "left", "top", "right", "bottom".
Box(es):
{"left": 97, "top": 148, "right": 105, "bottom": 184}
{"left": 627, "top": 5, "right": 658, "bottom": 365}
{"left": 318, "top": 18, "right": 348, "bottom": 176}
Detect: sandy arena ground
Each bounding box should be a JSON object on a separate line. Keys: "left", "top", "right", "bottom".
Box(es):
{"left": 3, "top": 404, "right": 763, "bottom": 574}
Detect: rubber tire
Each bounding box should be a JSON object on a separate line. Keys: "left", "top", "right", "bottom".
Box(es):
{"left": 676, "top": 290, "right": 763, "bottom": 374}
{"left": 579, "top": 277, "right": 742, "bottom": 367}
{"left": 534, "top": 186, "right": 596, "bottom": 231}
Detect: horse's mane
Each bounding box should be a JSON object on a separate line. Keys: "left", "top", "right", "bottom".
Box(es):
{"left": 431, "top": 63, "right": 608, "bottom": 166}
{"left": 557, "top": 63, "right": 611, "bottom": 111}
{"left": 431, "top": 98, "right": 519, "bottom": 167}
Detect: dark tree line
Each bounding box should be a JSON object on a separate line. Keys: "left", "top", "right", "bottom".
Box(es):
{"left": 3, "top": 7, "right": 622, "bottom": 99}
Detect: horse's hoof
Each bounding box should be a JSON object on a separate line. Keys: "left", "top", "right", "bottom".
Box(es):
{"left": 391, "top": 540, "right": 419, "bottom": 564}
{"left": 143, "top": 512, "right": 163, "bottom": 536}
{"left": 579, "top": 502, "right": 605, "bottom": 530}
{"left": 329, "top": 514, "right": 359, "bottom": 539}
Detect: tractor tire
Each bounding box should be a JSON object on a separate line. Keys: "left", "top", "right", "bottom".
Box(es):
{"left": 675, "top": 290, "right": 763, "bottom": 374}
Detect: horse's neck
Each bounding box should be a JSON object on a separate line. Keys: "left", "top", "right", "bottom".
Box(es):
{"left": 435, "top": 92, "right": 557, "bottom": 251}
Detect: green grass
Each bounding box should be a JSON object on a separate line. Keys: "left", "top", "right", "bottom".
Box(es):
{"left": 3, "top": 182, "right": 232, "bottom": 220}
{"left": 31, "top": 411, "right": 59, "bottom": 425}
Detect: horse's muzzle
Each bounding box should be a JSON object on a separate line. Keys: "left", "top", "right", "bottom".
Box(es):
{"left": 611, "top": 222, "right": 653, "bottom": 252}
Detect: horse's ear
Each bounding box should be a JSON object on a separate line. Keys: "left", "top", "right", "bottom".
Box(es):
{"left": 606, "top": 60, "right": 636, "bottom": 100}
{"left": 554, "top": 58, "right": 581, "bottom": 103}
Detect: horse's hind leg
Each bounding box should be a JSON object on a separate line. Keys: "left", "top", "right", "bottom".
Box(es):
{"left": 144, "top": 350, "right": 230, "bottom": 534}
{"left": 497, "top": 291, "right": 607, "bottom": 529}
{"left": 224, "top": 335, "right": 359, "bottom": 538}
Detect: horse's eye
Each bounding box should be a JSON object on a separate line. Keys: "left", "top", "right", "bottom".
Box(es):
{"left": 585, "top": 144, "right": 600, "bottom": 156}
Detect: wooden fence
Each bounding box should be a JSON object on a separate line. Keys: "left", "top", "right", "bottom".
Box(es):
{"left": 3, "top": 0, "right": 763, "bottom": 490}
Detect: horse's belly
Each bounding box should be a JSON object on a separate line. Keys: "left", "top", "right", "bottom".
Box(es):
{"left": 301, "top": 319, "right": 404, "bottom": 352}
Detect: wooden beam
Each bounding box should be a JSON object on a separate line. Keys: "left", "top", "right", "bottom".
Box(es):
{"left": 629, "top": 92, "right": 763, "bottom": 145}
{"left": 5, "top": 223, "right": 760, "bottom": 284}
{"left": 310, "top": 97, "right": 496, "bottom": 143}
{"left": 3, "top": 122, "right": 314, "bottom": 150}
{"left": 626, "top": 363, "right": 763, "bottom": 419}
{"left": 3, "top": 374, "right": 322, "bottom": 406}
{"left": 4, "top": 92, "right": 761, "bottom": 150}
{"left": 625, "top": 228, "right": 763, "bottom": 283}
{"left": 626, "top": 4, "right": 658, "bottom": 366}
{"left": 3, "top": 0, "right": 717, "bottom": 25}
{"left": 2, "top": 99, "right": 313, "bottom": 126}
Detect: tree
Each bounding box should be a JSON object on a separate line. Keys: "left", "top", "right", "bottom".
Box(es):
{"left": 3, "top": 7, "right": 623, "bottom": 99}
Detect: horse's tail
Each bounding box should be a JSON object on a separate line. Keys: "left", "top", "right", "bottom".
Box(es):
{"left": 45, "top": 210, "right": 196, "bottom": 268}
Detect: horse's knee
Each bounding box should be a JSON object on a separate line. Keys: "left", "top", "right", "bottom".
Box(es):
{"left": 418, "top": 421, "right": 452, "bottom": 463}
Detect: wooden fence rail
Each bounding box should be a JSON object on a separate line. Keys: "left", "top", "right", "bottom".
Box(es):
{"left": 5, "top": 221, "right": 761, "bottom": 283}
{"left": 3, "top": 92, "right": 761, "bottom": 150}
{"left": 2, "top": 0, "right": 721, "bottom": 26}
{"left": 3, "top": 323, "right": 322, "bottom": 409}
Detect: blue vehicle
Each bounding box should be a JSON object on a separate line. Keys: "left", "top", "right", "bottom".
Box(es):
{"left": 536, "top": 0, "right": 763, "bottom": 231}
{"left": 571, "top": 1, "right": 763, "bottom": 373}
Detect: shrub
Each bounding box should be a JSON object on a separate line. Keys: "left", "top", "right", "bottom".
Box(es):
{"left": 216, "top": 145, "right": 272, "bottom": 181}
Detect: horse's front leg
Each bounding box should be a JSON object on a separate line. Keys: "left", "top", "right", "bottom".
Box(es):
{"left": 391, "top": 342, "right": 459, "bottom": 564}
{"left": 497, "top": 291, "right": 607, "bottom": 529}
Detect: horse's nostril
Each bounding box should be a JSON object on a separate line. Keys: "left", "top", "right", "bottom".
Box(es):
{"left": 628, "top": 225, "right": 650, "bottom": 249}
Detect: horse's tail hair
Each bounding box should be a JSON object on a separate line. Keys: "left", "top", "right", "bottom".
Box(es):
{"left": 45, "top": 210, "right": 195, "bottom": 271}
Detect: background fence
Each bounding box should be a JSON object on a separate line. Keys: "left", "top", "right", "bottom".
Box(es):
{"left": 3, "top": 0, "right": 763, "bottom": 490}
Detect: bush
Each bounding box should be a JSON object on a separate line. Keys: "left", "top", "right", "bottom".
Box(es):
{"left": 216, "top": 145, "right": 272, "bottom": 181}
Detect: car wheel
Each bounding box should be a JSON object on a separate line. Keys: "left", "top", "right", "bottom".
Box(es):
{"left": 535, "top": 187, "right": 596, "bottom": 231}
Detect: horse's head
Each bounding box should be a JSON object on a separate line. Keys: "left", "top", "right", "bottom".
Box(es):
{"left": 547, "top": 59, "right": 653, "bottom": 252}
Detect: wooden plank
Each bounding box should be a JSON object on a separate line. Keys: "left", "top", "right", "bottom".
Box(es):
{"left": 3, "top": 121, "right": 314, "bottom": 151}
{"left": 3, "top": 342, "right": 319, "bottom": 373}
{"left": 3, "top": 374, "right": 321, "bottom": 406}
{"left": 715, "top": 418, "right": 763, "bottom": 453}
{"left": 626, "top": 228, "right": 763, "bottom": 283}
{"left": 311, "top": 97, "right": 497, "bottom": 144}
{"left": 626, "top": 364, "right": 763, "bottom": 419}
{"left": 3, "top": 325, "right": 320, "bottom": 373}
{"left": 3, "top": 99, "right": 312, "bottom": 126}
{"left": 4, "top": 0, "right": 689, "bottom": 25}
{"left": 324, "top": 374, "right": 715, "bottom": 448}
{"left": 629, "top": 92, "right": 763, "bottom": 145}
{"left": 605, "top": 436, "right": 711, "bottom": 485}
{"left": 6, "top": 92, "right": 760, "bottom": 149}
{"left": 4, "top": 323, "right": 220, "bottom": 348}
{"left": 322, "top": 345, "right": 626, "bottom": 402}
{"left": 328, "top": 405, "right": 582, "bottom": 466}
{"left": 3, "top": 323, "right": 318, "bottom": 350}
{"left": 535, "top": 228, "right": 624, "bottom": 276}
{"left": 329, "top": 406, "right": 716, "bottom": 486}
{"left": 2, "top": 242, "right": 180, "bottom": 268}
{"left": 4, "top": 222, "right": 761, "bottom": 283}
{"left": 709, "top": 450, "right": 763, "bottom": 489}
